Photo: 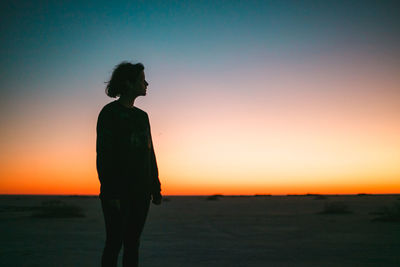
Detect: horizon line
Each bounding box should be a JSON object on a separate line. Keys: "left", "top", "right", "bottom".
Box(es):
{"left": 1, "top": 193, "right": 399, "bottom": 197}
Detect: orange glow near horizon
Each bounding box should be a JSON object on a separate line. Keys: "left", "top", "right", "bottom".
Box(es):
{"left": 1, "top": 59, "right": 399, "bottom": 196}
{"left": 1, "top": 99, "right": 399, "bottom": 196}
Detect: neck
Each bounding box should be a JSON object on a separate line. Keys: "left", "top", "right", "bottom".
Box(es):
{"left": 118, "top": 95, "right": 137, "bottom": 108}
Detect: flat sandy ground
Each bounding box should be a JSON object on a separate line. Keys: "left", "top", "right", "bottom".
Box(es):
{"left": 0, "top": 194, "right": 399, "bottom": 266}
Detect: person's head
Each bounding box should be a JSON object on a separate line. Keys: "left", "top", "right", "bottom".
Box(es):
{"left": 105, "top": 61, "right": 148, "bottom": 98}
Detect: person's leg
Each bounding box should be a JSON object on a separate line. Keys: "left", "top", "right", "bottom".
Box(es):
{"left": 101, "top": 198, "right": 123, "bottom": 267}
{"left": 121, "top": 195, "right": 151, "bottom": 267}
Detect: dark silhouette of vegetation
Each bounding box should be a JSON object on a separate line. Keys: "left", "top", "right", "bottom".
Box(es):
{"left": 206, "top": 194, "right": 223, "bottom": 201}
{"left": 66, "top": 195, "right": 98, "bottom": 198}
{"left": 313, "top": 195, "right": 327, "bottom": 200}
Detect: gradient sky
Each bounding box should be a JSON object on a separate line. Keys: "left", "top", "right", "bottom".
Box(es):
{"left": 1, "top": 0, "right": 399, "bottom": 195}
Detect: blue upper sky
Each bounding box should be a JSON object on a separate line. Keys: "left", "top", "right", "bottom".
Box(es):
{"left": 1, "top": 1, "right": 399, "bottom": 100}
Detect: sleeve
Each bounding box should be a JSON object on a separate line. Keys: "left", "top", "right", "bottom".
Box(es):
{"left": 96, "top": 107, "right": 119, "bottom": 186}
{"left": 147, "top": 115, "right": 162, "bottom": 194}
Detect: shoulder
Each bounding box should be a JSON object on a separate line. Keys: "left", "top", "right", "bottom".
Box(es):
{"left": 101, "top": 100, "right": 118, "bottom": 112}
{"left": 99, "top": 100, "right": 118, "bottom": 115}
{"left": 133, "top": 107, "right": 149, "bottom": 118}
{"left": 97, "top": 101, "right": 120, "bottom": 123}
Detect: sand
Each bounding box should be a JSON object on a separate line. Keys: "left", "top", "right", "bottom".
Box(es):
{"left": 0, "top": 194, "right": 399, "bottom": 266}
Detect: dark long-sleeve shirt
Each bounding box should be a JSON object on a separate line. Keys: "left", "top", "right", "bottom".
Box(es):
{"left": 96, "top": 100, "right": 161, "bottom": 199}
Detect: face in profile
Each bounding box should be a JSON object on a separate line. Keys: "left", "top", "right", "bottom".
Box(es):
{"left": 134, "top": 71, "right": 149, "bottom": 96}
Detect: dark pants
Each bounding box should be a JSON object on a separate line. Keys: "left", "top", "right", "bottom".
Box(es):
{"left": 100, "top": 194, "right": 151, "bottom": 267}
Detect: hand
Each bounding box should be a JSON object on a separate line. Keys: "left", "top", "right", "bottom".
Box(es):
{"left": 151, "top": 192, "right": 162, "bottom": 205}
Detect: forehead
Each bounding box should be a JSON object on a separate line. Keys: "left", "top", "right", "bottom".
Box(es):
{"left": 138, "top": 70, "right": 145, "bottom": 79}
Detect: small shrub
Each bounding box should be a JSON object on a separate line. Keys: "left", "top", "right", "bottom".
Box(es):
{"left": 371, "top": 203, "right": 400, "bottom": 222}
{"left": 31, "top": 199, "right": 85, "bottom": 218}
{"left": 206, "top": 195, "right": 222, "bottom": 201}
{"left": 313, "top": 195, "right": 327, "bottom": 200}
{"left": 318, "top": 201, "right": 352, "bottom": 214}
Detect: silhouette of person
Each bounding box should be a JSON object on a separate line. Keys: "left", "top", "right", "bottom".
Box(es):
{"left": 96, "top": 62, "right": 162, "bottom": 267}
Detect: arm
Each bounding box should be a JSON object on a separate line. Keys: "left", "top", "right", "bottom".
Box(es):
{"left": 96, "top": 107, "right": 121, "bottom": 198}
{"left": 150, "top": 136, "right": 161, "bottom": 193}
{"left": 150, "top": 141, "right": 162, "bottom": 205}
{"left": 147, "top": 115, "right": 162, "bottom": 204}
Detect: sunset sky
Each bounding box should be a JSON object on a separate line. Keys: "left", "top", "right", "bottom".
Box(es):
{"left": 1, "top": 0, "right": 399, "bottom": 195}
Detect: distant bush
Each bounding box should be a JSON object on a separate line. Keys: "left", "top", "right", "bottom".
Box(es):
{"left": 318, "top": 201, "right": 352, "bottom": 214}
{"left": 31, "top": 199, "right": 85, "bottom": 218}
{"left": 206, "top": 195, "right": 222, "bottom": 201}
{"left": 313, "top": 195, "right": 327, "bottom": 200}
{"left": 371, "top": 203, "right": 400, "bottom": 222}
{"left": 67, "top": 195, "right": 98, "bottom": 198}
